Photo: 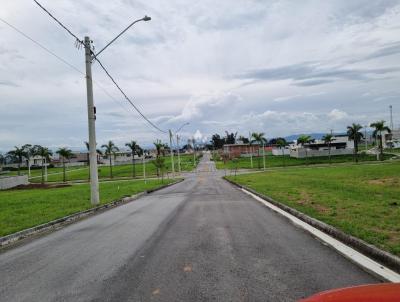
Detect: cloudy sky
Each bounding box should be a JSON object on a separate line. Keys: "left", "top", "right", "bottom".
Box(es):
{"left": 1, "top": 0, "right": 400, "bottom": 151}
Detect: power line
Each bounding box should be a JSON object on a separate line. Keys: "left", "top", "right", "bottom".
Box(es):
{"left": 0, "top": 17, "right": 133, "bottom": 115}
{"left": 32, "top": 0, "right": 83, "bottom": 45}
{"left": 32, "top": 0, "right": 167, "bottom": 134}
{"left": 94, "top": 57, "right": 168, "bottom": 134}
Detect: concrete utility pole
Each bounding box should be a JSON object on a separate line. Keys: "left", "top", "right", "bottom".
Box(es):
{"left": 169, "top": 129, "right": 175, "bottom": 178}
{"left": 249, "top": 131, "right": 253, "bottom": 168}
{"left": 177, "top": 134, "right": 181, "bottom": 173}
{"left": 192, "top": 138, "right": 196, "bottom": 167}
{"left": 390, "top": 105, "right": 393, "bottom": 130}
{"left": 143, "top": 153, "right": 147, "bottom": 184}
{"left": 84, "top": 36, "right": 99, "bottom": 205}
{"left": 262, "top": 141, "right": 266, "bottom": 171}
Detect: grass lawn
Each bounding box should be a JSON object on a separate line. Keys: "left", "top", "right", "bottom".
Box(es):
{"left": 227, "top": 162, "right": 400, "bottom": 256}
{"left": 28, "top": 154, "right": 200, "bottom": 183}
{"left": 0, "top": 178, "right": 175, "bottom": 237}
{"left": 214, "top": 152, "right": 393, "bottom": 170}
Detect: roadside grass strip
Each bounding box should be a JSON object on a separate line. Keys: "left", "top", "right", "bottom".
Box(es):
{"left": 226, "top": 162, "right": 400, "bottom": 257}
{"left": 0, "top": 179, "right": 174, "bottom": 237}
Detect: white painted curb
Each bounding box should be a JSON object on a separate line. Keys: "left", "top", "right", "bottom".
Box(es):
{"left": 242, "top": 187, "right": 400, "bottom": 283}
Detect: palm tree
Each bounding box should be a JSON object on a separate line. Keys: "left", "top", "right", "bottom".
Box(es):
{"left": 152, "top": 156, "right": 166, "bottom": 182}
{"left": 250, "top": 132, "right": 267, "bottom": 169}
{"left": 297, "top": 135, "right": 312, "bottom": 164}
{"left": 84, "top": 141, "right": 103, "bottom": 166}
{"left": 370, "top": 120, "right": 391, "bottom": 161}
{"left": 153, "top": 140, "right": 163, "bottom": 158}
{"left": 33, "top": 145, "right": 53, "bottom": 184}
{"left": 21, "top": 144, "right": 34, "bottom": 176}
{"left": 101, "top": 141, "right": 119, "bottom": 178}
{"left": 125, "top": 140, "right": 140, "bottom": 178}
{"left": 56, "top": 147, "right": 73, "bottom": 182}
{"left": 276, "top": 138, "right": 287, "bottom": 167}
{"left": 346, "top": 124, "right": 364, "bottom": 162}
{"left": 7, "top": 146, "right": 26, "bottom": 176}
{"left": 322, "top": 134, "right": 335, "bottom": 164}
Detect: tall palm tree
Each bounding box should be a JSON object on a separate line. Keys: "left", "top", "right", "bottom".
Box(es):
{"left": 56, "top": 147, "right": 73, "bottom": 182}
{"left": 125, "top": 140, "right": 140, "bottom": 178}
{"left": 102, "top": 141, "right": 119, "bottom": 178}
{"left": 7, "top": 146, "right": 26, "bottom": 176}
{"left": 84, "top": 141, "right": 103, "bottom": 165}
{"left": 370, "top": 120, "right": 391, "bottom": 161}
{"left": 250, "top": 132, "right": 267, "bottom": 169}
{"left": 276, "top": 138, "right": 287, "bottom": 167}
{"left": 297, "top": 135, "right": 312, "bottom": 164}
{"left": 0, "top": 152, "right": 5, "bottom": 170}
{"left": 322, "top": 134, "right": 335, "bottom": 164}
{"left": 33, "top": 145, "right": 53, "bottom": 184}
{"left": 21, "top": 144, "right": 34, "bottom": 176}
{"left": 347, "top": 123, "right": 364, "bottom": 163}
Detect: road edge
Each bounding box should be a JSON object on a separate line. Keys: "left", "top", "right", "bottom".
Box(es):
{"left": 0, "top": 178, "right": 184, "bottom": 249}
{"left": 224, "top": 177, "right": 400, "bottom": 279}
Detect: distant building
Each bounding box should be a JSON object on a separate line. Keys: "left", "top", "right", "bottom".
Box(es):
{"left": 382, "top": 129, "right": 400, "bottom": 148}
{"left": 290, "top": 135, "right": 354, "bottom": 158}
{"left": 223, "top": 144, "right": 271, "bottom": 159}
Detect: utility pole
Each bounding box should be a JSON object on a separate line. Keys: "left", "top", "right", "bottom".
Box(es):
{"left": 364, "top": 125, "right": 368, "bottom": 151}
{"left": 249, "top": 131, "right": 253, "bottom": 168}
{"left": 262, "top": 141, "right": 266, "bottom": 171}
{"left": 390, "top": 105, "right": 393, "bottom": 130}
{"left": 84, "top": 36, "right": 99, "bottom": 205}
{"left": 177, "top": 134, "right": 181, "bottom": 173}
{"left": 169, "top": 129, "right": 175, "bottom": 178}
{"left": 192, "top": 138, "right": 196, "bottom": 167}
{"left": 142, "top": 153, "right": 146, "bottom": 184}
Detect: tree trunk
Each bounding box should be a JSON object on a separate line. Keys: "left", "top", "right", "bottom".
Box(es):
{"left": 282, "top": 149, "right": 285, "bottom": 167}
{"left": 63, "top": 161, "right": 66, "bottom": 182}
{"left": 328, "top": 144, "right": 331, "bottom": 164}
{"left": 109, "top": 156, "right": 113, "bottom": 178}
{"left": 17, "top": 162, "right": 21, "bottom": 176}
{"left": 379, "top": 133, "right": 383, "bottom": 161}
{"left": 41, "top": 159, "right": 44, "bottom": 184}
{"left": 355, "top": 140, "right": 359, "bottom": 163}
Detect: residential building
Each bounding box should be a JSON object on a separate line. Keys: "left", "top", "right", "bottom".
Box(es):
{"left": 290, "top": 135, "right": 354, "bottom": 158}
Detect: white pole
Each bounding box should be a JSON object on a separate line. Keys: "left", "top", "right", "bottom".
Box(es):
{"left": 177, "top": 134, "right": 181, "bottom": 173}
{"left": 28, "top": 159, "right": 31, "bottom": 177}
{"left": 44, "top": 158, "right": 48, "bottom": 182}
{"left": 143, "top": 154, "right": 146, "bottom": 184}
{"left": 84, "top": 36, "right": 99, "bottom": 205}
{"left": 192, "top": 138, "right": 196, "bottom": 167}
{"left": 169, "top": 130, "right": 175, "bottom": 178}
{"left": 364, "top": 125, "right": 368, "bottom": 151}
{"left": 249, "top": 132, "right": 253, "bottom": 168}
{"left": 262, "top": 142, "right": 266, "bottom": 171}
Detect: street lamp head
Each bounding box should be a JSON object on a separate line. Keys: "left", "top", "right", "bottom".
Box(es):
{"left": 143, "top": 15, "right": 151, "bottom": 21}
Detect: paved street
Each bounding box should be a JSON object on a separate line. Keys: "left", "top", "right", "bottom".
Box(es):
{"left": 0, "top": 154, "right": 378, "bottom": 301}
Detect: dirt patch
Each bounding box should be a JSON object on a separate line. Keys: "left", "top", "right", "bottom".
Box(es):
{"left": 368, "top": 177, "right": 400, "bottom": 186}
{"left": 8, "top": 183, "right": 71, "bottom": 190}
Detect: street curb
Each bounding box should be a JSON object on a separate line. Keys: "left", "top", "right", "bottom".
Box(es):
{"left": 224, "top": 177, "right": 400, "bottom": 274}
{"left": 0, "top": 179, "right": 184, "bottom": 249}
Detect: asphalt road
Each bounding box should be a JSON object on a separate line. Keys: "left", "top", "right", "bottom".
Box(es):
{"left": 0, "top": 153, "right": 378, "bottom": 301}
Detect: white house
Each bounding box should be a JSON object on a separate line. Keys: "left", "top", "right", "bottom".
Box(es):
{"left": 382, "top": 129, "right": 400, "bottom": 148}
{"left": 290, "top": 135, "right": 354, "bottom": 158}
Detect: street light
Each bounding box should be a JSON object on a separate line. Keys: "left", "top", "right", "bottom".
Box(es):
{"left": 84, "top": 16, "right": 151, "bottom": 205}
{"left": 175, "top": 123, "right": 190, "bottom": 173}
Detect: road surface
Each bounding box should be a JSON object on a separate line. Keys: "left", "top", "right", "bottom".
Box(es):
{"left": 0, "top": 153, "right": 378, "bottom": 301}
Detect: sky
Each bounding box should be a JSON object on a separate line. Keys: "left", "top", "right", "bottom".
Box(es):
{"left": 1, "top": 0, "right": 400, "bottom": 151}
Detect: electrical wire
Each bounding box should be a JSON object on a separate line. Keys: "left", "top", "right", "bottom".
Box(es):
{"left": 32, "top": 0, "right": 84, "bottom": 45}
{"left": 94, "top": 57, "right": 168, "bottom": 134}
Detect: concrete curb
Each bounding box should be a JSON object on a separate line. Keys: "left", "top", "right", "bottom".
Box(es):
{"left": 224, "top": 177, "right": 400, "bottom": 274}
{"left": 0, "top": 179, "right": 184, "bottom": 248}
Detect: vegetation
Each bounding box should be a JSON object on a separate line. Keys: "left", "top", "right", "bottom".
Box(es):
{"left": 0, "top": 179, "right": 175, "bottom": 237}
{"left": 370, "top": 120, "right": 391, "bottom": 161}
{"left": 250, "top": 132, "right": 267, "bottom": 169}
{"left": 322, "top": 134, "right": 335, "bottom": 164}
{"left": 56, "top": 147, "right": 73, "bottom": 182}
{"left": 297, "top": 135, "right": 312, "bottom": 165}
{"left": 347, "top": 123, "right": 363, "bottom": 162}
{"left": 34, "top": 145, "right": 53, "bottom": 184}
{"left": 227, "top": 162, "right": 400, "bottom": 256}
{"left": 6, "top": 146, "right": 26, "bottom": 175}
{"left": 102, "top": 141, "right": 119, "bottom": 179}
{"left": 276, "top": 138, "right": 287, "bottom": 167}
{"left": 125, "top": 140, "right": 141, "bottom": 178}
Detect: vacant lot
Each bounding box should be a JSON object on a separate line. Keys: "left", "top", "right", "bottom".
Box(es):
{"left": 227, "top": 162, "right": 400, "bottom": 256}
{"left": 215, "top": 152, "right": 393, "bottom": 170}
{"left": 24, "top": 154, "right": 200, "bottom": 183}
{"left": 0, "top": 179, "right": 175, "bottom": 237}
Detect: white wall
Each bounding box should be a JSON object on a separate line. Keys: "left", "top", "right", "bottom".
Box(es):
{"left": 290, "top": 148, "right": 353, "bottom": 158}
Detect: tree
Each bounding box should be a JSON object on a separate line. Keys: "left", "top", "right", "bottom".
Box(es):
{"left": 346, "top": 124, "right": 364, "bottom": 163}
{"left": 370, "top": 120, "right": 390, "bottom": 161}
{"left": 211, "top": 134, "right": 224, "bottom": 149}
{"left": 101, "top": 141, "right": 119, "bottom": 178}
{"left": 322, "top": 134, "right": 335, "bottom": 164}
{"left": 297, "top": 135, "right": 312, "bottom": 164}
{"left": 153, "top": 139, "right": 163, "bottom": 157}
{"left": 225, "top": 131, "right": 237, "bottom": 144}
{"left": 152, "top": 156, "right": 166, "bottom": 181}
{"left": 250, "top": 132, "right": 267, "bottom": 169}
{"left": 125, "top": 140, "right": 140, "bottom": 178}
{"left": 84, "top": 141, "right": 103, "bottom": 165}
{"left": 276, "top": 138, "right": 287, "bottom": 167}
{"left": 7, "top": 146, "right": 26, "bottom": 176}
{"left": 238, "top": 135, "right": 249, "bottom": 144}
{"left": 33, "top": 145, "right": 53, "bottom": 184}
{"left": 56, "top": 147, "right": 73, "bottom": 182}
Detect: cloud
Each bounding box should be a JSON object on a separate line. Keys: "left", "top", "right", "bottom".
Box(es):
{"left": 327, "top": 109, "right": 349, "bottom": 120}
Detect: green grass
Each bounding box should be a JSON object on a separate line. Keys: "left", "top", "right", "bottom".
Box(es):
{"left": 214, "top": 152, "right": 393, "bottom": 170}
{"left": 386, "top": 148, "right": 400, "bottom": 154}
{"left": 227, "top": 162, "right": 400, "bottom": 256}
{"left": 0, "top": 179, "right": 175, "bottom": 237}
{"left": 27, "top": 154, "right": 200, "bottom": 183}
